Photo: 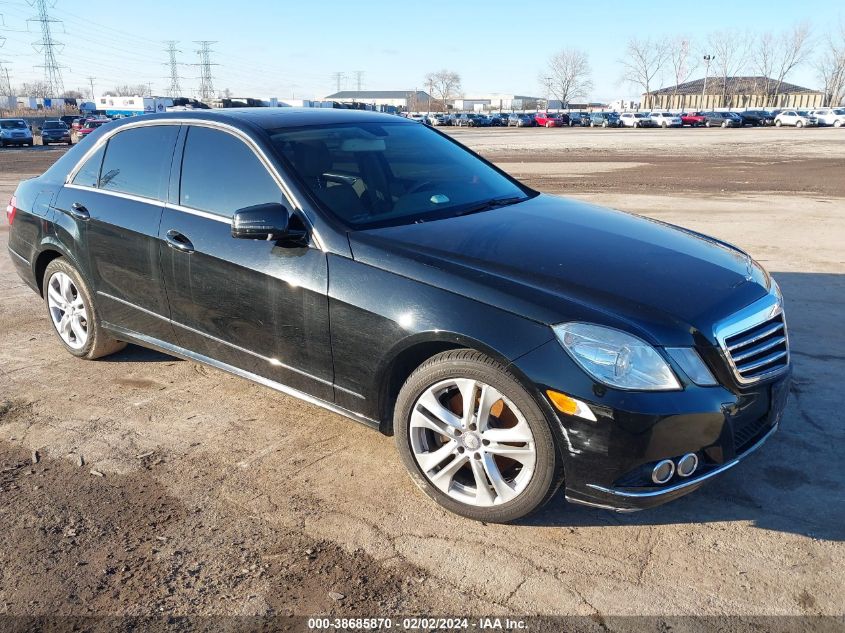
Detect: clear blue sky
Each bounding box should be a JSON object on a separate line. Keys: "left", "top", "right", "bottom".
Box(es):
{"left": 0, "top": 0, "right": 841, "bottom": 100}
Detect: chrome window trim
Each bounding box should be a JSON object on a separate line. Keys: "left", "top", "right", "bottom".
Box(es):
{"left": 713, "top": 292, "right": 790, "bottom": 385}
{"left": 586, "top": 423, "right": 778, "bottom": 499}
{"left": 65, "top": 182, "right": 159, "bottom": 207}
{"left": 63, "top": 117, "right": 326, "bottom": 251}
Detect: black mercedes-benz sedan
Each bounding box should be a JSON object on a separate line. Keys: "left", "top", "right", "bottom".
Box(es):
{"left": 5, "top": 109, "right": 791, "bottom": 522}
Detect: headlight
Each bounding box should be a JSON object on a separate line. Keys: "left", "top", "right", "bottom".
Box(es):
{"left": 553, "top": 323, "right": 680, "bottom": 391}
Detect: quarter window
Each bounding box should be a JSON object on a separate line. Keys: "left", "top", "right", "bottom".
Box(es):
{"left": 99, "top": 125, "right": 179, "bottom": 200}
{"left": 179, "top": 126, "right": 282, "bottom": 217}
{"left": 71, "top": 144, "right": 106, "bottom": 188}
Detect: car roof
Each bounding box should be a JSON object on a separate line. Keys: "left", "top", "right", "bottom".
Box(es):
{"left": 127, "top": 107, "right": 415, "bottom": 131}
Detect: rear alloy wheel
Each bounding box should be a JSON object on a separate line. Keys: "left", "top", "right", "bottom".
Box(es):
{"left": 662, "top": 122, "right": 667, "bottom": 128}
{"left": 43, "top": 258, "right": 126, "bottom": 359}
{"left": 395, "top": 350, "right": 560, "bottom": 523}
{"left": 834, "top": 120, "right": 842, "bottom": 128}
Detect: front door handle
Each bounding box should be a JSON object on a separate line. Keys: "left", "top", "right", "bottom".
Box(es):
{"left": 69, "top": 202, "right": 89, "bottom": 220}
{"left": 165, "top": 229, "right": 195, "bottom": 254}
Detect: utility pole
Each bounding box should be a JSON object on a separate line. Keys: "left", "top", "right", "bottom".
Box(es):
{"left": 354, "top": 70, "right": 364, "bottom": 91}
{"left": 27, "top": 0, "right": 65, "bottom": 97}
{"left": 701, "top": 54, "right": 714, "bottom": 110}
{"left": 86, "top": 75, "right": 95, "bottom": 100}
{"left": 163, "top": 40, "right": 182, "bottom": 97}
{"left": 193, "top": 41, "right": 218, "bottom": 101}
{"left": 331, "top": 71, "right": 345, "bottom": 93}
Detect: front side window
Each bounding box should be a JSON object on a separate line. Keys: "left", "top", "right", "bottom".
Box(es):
{"left": 99, "top": 125, "right": 179, "bottom": 199}
{"left": 270, "top": 121, "right": 531, "bottom": 230}
{"left": 71, "top": 144, "right": 106, "bottom": 188}
{"left": 179, "top": 126, "right": 282, "bottom": 217}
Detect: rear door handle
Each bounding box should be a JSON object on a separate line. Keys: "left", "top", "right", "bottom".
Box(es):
{"left": 165, "top": 229, "right": 195, "bottom": 254}
{"left": 69, "top": 202, "right": 89, "bottom": 220}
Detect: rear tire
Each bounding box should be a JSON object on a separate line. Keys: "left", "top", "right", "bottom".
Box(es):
{"left": 43, "top": 258, "right": 127, "bottom": 360}
{"left": 834, "top": 120, "right": 842, "bottom": 128}
{"left": 394, "top": 349, "right": 562, "bottom": 523}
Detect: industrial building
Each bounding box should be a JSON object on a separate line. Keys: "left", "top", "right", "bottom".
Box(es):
{"left": 645, "top": 76, "right": 826, "bottom": 110}
{"left": 324, "top": 90, "right": 432, "bottom": 110}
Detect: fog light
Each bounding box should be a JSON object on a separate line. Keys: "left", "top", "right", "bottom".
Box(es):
{"left": 652, "top": 459, "right": 675, "bottom": 485}
{"left": 676, "top": 453, "right": 699, "bottom": 478}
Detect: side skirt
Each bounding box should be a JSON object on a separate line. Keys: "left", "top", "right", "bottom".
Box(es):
{"left": 103, "top": 322, "right": 380, "bottom": 431}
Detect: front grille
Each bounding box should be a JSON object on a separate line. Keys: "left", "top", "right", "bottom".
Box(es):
{"left": 723, "top": 312, "right": 789, "bottom": 384}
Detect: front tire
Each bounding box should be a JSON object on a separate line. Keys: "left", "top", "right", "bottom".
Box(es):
{"left": 43, "top": 258, "right": 127, "bottom": 360}
{"left": 394, "top": 350, "right": 561, "bottom": 523}
{"left": 796, "top": 120, "right": 804, "bottom": 128}
{"left": 775, "top": 120, "right": 782, "bottom": 127}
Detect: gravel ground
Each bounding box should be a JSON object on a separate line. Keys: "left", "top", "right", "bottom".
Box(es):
{"left": 0, "top": 127, "right": 843, "bottom": 630}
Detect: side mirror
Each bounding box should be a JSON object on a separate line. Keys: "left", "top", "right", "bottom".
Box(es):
{"left": 231, "top": 203, "right": 307, "bottom": 244}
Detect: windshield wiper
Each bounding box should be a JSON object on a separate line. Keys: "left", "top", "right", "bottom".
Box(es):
{"left": 454, "top": 196, "right": 526, "bottom": 217}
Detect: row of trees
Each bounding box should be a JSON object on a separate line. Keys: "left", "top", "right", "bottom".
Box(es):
{"left": 7, "top": 82, "right": 153, "bottom": 100}
{"left": 425, "top": 21, "right": 845, "bottom": 112}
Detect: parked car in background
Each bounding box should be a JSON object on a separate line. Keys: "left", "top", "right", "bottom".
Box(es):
{"left": 723, "top": 112, "right": 744, "bottom": 127}
{"left": 568, "top": 112, "right": 590, "bottom": 127}
{"left": 0, "top": 118, "right": 34, "bottom": 147}
{"left": 589, "top": 112, "right": 621, "bottom": 128}
{"left": 40, "top": 120, "right": 73, "bottom": 145}
{"left": 534, "top": 112, "right": 567, "bottom": 128}
{"left": 60, "top": 115, "right": 80, "bottom": 128}
{"left": 75, "top": 119, "right": 107, "bottom": 138}
{"left": 701, "top": 112, "right": 739, "bottom": 128}
{"left": 620, "top": 112, "right": 656, "bottom": 128}
{"left": 508, "top": 113, "right": 535, "bottom": 127}
{"left": 680, "top": 112, "right": 708, "bottom": 127}
{"left": 774, "top": 110, "right": 817, "bottom": 127}
{"left": 489, "top": 113, "right": 507, "bottom": 126}
{"left": 6, "top": 108, "right": 791, "bottom": 522}
{"left": 650, "top": 112, "right": 683, "bottom": 128}
{"left": 733, "top": 111, "right": 771, "bottom": 126}
{"left": 808, "top": 108, "right": 845, "bottom": 127}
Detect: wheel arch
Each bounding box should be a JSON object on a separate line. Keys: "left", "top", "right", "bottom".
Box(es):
{"left": 376, "top": 331, "right": 517, "bottom": 436}
{"left": 33, "top": 238, "right": 82, "bottom": 296}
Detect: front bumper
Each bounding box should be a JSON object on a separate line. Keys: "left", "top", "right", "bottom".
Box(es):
{"left": 512, "top": 339, "right": 791, "bottom": 512}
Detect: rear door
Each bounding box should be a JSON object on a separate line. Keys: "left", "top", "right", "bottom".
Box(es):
{"left": 159, "top": 124, "right": 334, "bottom": 401}
{"left": 55, "top": 123, "right": 180, "bottom": 342}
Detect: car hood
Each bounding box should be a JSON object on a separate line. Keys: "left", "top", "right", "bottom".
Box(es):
{"left": 349, "top": 194, "right": 771, "bottom": 346}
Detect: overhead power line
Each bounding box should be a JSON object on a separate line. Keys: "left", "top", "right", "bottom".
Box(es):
{"left": 331, "top": 71, "right": 345, "bottom": 92}
{"left": 27, "top": 0, "right": 65, "bottom": 96}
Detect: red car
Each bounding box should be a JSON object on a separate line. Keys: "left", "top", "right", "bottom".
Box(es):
{"left": 681, "top": 112, "right": 708, "bottom": 127}
{"left": 534, "top": 112, "right": 567, "bottom": 128}
{"left": 75, "top": 120, "right": 106, "bottom": 138}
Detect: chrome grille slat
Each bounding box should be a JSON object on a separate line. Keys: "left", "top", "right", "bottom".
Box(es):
{"left": 727, "top": 323, "right": 784, "bottom": 351}
{"left": 736, "top": 350, "right": 788, "bottom": 373}
{"left": 715, "top": 294, "right": 790, "bottom": 385}
{"left": 731, "top": 335, "right": 787, "bottom": 362}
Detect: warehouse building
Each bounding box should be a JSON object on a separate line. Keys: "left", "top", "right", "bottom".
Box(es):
{"left": 645, "top": 76, "right": 826, "bottom": 110}
{"left": 324, "top": 90, "right": 432, "bottom": 110}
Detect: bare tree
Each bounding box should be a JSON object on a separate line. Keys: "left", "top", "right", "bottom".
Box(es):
{"left": 61, "top": 89, "right": 84, "bottom": 99}
{"left": 424, "top": 70, "right": 462, "bottom": 109}
{"left": 102, "top": 84, "right": 152, "bottom": 97}
{"left": 542, "top": 49, "right": 593, "bottom": 108}
{"left": 815, "top": 22, "right": 845, "bottom": 107}
{"left": 706, "top": 29, "right": 752, "bottom": 107}
{"left": 19, "top": 81, "right": 51, "bottom": 98}
{"left": 668, "top": 37, "right": 698, "bottom": 104}
{"left": 619, "top": 37, "right": 670, "bottom": 109}
{"left": 754, "top": 23, "right": 813, "bottom": 106}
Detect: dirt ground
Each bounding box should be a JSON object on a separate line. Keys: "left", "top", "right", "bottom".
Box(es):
{"left": 0, "top": 127, "right": 843, "bottom": 630}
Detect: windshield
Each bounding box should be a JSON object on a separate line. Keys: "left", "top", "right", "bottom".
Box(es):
{"left": 84, "top": 122, "right": 102, "bottom": 129}
{"left": 270, "top": 121, "right": 531, "bottom": 230}
{"left": 44, "top": 122, "right": 67, "bottom": 129}
{"left": 1, "top": 120, "right": 27, "bottom": 130}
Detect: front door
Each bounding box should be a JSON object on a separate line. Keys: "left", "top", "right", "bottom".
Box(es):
{"left": 159, "top": 124, "right": 334, "bottom": 401}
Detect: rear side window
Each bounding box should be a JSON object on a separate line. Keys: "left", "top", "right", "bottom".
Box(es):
{"left": 71, "top": 144, "right": 106, "bottom": 188}
{"left": 99, "top": 125, "right": 179, "bottom": 200}
{"left": 179, "top": 126, "right": 281, "bottom": 217}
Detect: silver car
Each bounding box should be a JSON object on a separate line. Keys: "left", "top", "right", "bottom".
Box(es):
{"left": 774, "top": 110, "right": 818, "bottom": 128}
{"left": 808, "top": 108, "right": 845, "bottom": 127}
{"left": 0, "top": 119, "right": 34, "bottom": 147}
{"left": 649, "top": 112, "right": 683, "bottom": 128}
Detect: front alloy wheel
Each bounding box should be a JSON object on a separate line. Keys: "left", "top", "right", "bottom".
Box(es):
{"left": 395, "top": 350, "right": 560, "bottom": 522}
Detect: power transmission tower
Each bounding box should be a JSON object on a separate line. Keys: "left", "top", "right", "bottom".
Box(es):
{"left": 27, "top": 0, "right": 65, "bottom": 97}
{"left": 331, "top": 71, "right": 345, "bottom": 93}
{"left": 354, "top": 70, "right": 364, "bottom": 91}
{"left": 193, "top": 41, "right": 218, "bottom": 101}
{"left": 163, "top": 40, "right": 182, "bottom": 97}
{"left": 87, "top": 75, "right": 95, "bottom": 99}
{"left": 0, "top": 60, "right": 12, "bottom": 97}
